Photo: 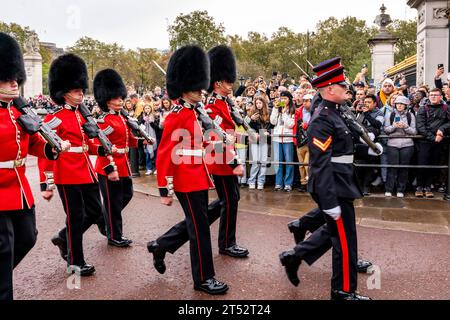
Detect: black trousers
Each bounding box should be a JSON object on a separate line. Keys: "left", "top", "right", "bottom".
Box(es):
{"left": 293, "top": 208, "right": 332, "bottom": 266}
{"left": 295, "top": 196, "right": 358, "bottom": 293}
{"left": 57, "top": 184, "right": 106, "bottom": 267}
{"left": 138, "top": 140, "right": 146, "bottom": 167}
{"left": 158, "top": 190, "right": 215, "bottom": 285}
{"left": 156, "top": 199, "right": 222, "bottom": 254}
{"left": 98, "top": 175, "right": 133, "bottom": 241}
{"left": 386, "top": 146, "right": 414, "bottom": 193}
{"left": 0, "top": 208, "right": 37, "bottom": 300}
{"left": 212, "top": 175, "right": 240, "bottom": 250}
{"left": 155, "top": 177, "right": 240, "bottom": 255}
{"left": 128, "top": 148, "right": 140, "bottom": 176}
{"left": 416, "top": 141, "right": 443, "bottom": 188}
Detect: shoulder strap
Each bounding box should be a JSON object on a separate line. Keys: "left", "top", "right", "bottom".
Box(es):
{"left": 390, "top": 111, "right": 412, "bottom": 126}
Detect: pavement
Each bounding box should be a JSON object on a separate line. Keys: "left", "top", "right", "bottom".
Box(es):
{"left": 12, "top": 157, "right": 450, "bottom": 300}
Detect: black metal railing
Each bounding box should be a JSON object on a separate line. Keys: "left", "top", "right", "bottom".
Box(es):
{"left": 241, "top": 133, "right": 450, "bottom": 201}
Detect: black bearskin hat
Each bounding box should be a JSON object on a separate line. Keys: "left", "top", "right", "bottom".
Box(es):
{"left": 94, "top": 69, "right": 127, "bottom": 112}
{"left": 166, "top": 45, "right": 210, "bottom": 100}
{"left": 0, "top": 32, "right": 26, "bottom": 86}
{"left": 49, "top": 53, "right": 88, "bottom": 105}
{"left": 207, "top": 45, "right": 237, "bottom": 92}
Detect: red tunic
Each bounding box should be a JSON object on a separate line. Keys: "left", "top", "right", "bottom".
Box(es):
{"left": 38, "top": 104, "right": 103, "bottom": 188}
{"left": 205, "top": 94, "right": 236, "bottom": 176}
{"left": 0, "top": 102, "right": 55, "bottom": 211}
{"left": 95, "top": 111, "right": 138, "bottom": 178}
{"left": 156, "top": 100, "right": 214, "bottom": 196}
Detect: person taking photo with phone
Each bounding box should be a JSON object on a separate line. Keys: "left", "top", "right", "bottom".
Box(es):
{"left": 270, "top": 91, "right": 296, "bottom": 192}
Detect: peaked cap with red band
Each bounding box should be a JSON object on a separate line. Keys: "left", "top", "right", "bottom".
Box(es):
{"left": 311, "top": 57, "right": 347, "bottom": 89}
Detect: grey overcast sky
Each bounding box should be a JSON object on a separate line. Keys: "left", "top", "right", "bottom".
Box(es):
{"left": 2, "top": 0, "right": 416, "bottom": 50}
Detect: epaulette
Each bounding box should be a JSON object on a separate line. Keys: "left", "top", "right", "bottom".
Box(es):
{"left": 51, "top": 106, "right": 63, "bottom": 114}
{"left": 96, "top": 112, "right": 109, "bottom": 123}
{"left": 171, "top": 104, "right": 183, "bottom": 114}
{"left": 318, "top": 105, "right": 329, "bottom": 116}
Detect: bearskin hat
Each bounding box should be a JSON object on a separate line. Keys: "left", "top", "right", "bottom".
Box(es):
{"left": 207, "top": 45, "right": 237, "bottom": 92}
{"left": 166, "top": 45, "right": 210, "bottom": 100}
{"left": 48, "top": 53, "right": 88, "bottom": 105}
{"left": 0, "top": 32, "right": 26, "bottom": 86}
{"left": 94, "top": 69, "right": 127, "bottom": 112}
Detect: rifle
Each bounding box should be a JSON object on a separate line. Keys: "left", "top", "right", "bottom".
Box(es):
{"left": 194, "top": 102, "right": 242, "bottom": 168}
{"left": 339, "top": 104, "right": 382, "bottom": 155}
{"left": 194, "top": 102, "right": 234, "bottom": 144}
{"left": 291, "top": 60, "right": 312, "bottom": 82}
{"left": 13, "top": 97, "right": 63, "bottom": 152}
{"left": 120, "top": 109, "right": 155, "bottom": 144}
{"left": 226, "top": 97, "right": 258, "bottom": 141}
{"left": 152, "top": 60, "right": 167, "bottom": 76}
{"left": 78, "top": 103, "right": 114, "bottom": 155}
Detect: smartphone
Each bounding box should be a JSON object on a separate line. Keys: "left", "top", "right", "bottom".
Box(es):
{"left": 438, "top": 64, "right": 444, "bottom": 69}
{"left": 394, "top": 116, "right": 401, "bottom": 123}
{"left": 278, "top": 101, "right": 286, "bottom": 108}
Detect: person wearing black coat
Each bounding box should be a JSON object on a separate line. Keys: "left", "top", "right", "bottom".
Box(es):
{"left": 415, "top": 88, "right": 450, "bottom": 198}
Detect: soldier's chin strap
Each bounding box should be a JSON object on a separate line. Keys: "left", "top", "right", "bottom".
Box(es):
{"left": 0, "top": 88, "right": 20, "bottom": 100}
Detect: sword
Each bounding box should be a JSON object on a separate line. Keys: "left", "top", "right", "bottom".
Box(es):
{"left": 291, "top": 60, "right": 311, "bottom": 81}
{"left": 152, "top": 60, "right": 167, "bottom": 76}
{"left": 306, "top": 59, "right": 315, "bottom": 69}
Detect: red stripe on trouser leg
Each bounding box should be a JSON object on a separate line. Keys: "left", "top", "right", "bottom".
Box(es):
{"left": 105, "top": 180, "right": 114, "bottom": 240}
{"left": 221, "top": 177, "right": 230, "bottom": 248}
{"left": 336, "top": 217, "right": 350, "bottom": 292}
{"left": 62, "top": 186, "right": 74, "bottom": 266}
{"left": 185, "top": 193, "right": 204, "bottom": 282}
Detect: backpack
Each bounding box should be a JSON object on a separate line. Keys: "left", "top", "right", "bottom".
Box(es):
{"left": 390, "top": 111, "right": 412, "bottom": 126}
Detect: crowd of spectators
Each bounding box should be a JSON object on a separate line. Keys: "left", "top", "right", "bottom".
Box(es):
{"left": 29, "top": 67, "right": 450, "bottom": 198}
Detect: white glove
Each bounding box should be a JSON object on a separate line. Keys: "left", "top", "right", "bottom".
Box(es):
{"left": 323, "top": 206, "right": 342, "bottom": 221}
{"left": 359, "top": 132, "right": 375, "bottom": 145}
{"left": 368, "top": 143, "right": 383, "bottom": 156}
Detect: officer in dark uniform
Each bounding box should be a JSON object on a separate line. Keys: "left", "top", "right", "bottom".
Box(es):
{"left": 0, "top": 33, "right": 70, "bottom": 300}
{"left": 148, "top": 46, "right": 229, "bottom": 295}
{"left": 279, "top": 58, "right": 374, "bottom": 300}
{"left": 287, "top": 90, "right": 374, "bottom": 274}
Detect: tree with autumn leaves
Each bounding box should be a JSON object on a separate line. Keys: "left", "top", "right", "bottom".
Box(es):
{"left": 1, "top": 10, "right": 417, "bottom": 94}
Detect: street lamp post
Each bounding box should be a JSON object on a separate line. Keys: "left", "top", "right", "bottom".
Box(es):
{"left": 306, "top": 30, "right": 315, "bottom": 73}
{"left": 306, "top": 30, "right": 310, "bottom": 73}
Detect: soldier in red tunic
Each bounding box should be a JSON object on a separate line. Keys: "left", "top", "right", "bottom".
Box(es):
{"left": 0, "top": 32, "right": 70, "bottom": 300}
{"left": 38, "top": 54, "right": 113, "bottom": 276}
{"left": 204, "top": 45, "right": 249, "bottom": 258}
{"left": 147, "top": 46, "right": 229, "bottom": 295}
{"left": 93, "top": 69, "right": 139, "bottom": 247}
